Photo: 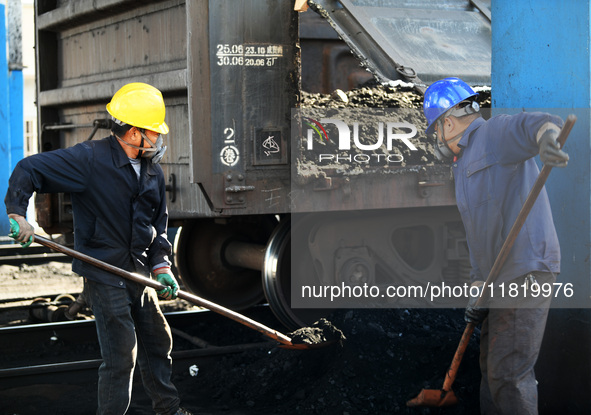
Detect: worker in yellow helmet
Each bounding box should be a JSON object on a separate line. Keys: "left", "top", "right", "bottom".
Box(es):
{"left": 5, "top": 82, "right": 193, "bottom": 415}
{"left": 107, "top": 82, "right": 170, "bottom": 163}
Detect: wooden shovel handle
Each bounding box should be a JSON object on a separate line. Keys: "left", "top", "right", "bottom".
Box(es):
{"left": 442, "top": 322, "right": 475, "bottom": 392}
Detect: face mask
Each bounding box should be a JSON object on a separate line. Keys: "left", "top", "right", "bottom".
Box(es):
{"left": 432, "top": 101, "right": 478, "bottom": 161}
{"left": 118, "top": 129, "right": 167, "bottom": 164}
{"left": 149, "top": 142, "right": 167, "bottom": 164}
{"left": 139, "top": 130, "right": 167, "bottom": 164}
{"left": 432, "top": 119, "right": 455, "bottom": 161}
{"left": 434, "top": 135, "right": 455, "bottom": 161}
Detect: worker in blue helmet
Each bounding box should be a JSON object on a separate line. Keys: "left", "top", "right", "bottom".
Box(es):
{"left": 423, "top": 77, "right": 480, "bottom": 160}
{"left": 423, "top": 77, "right": 569, "bottom": 414}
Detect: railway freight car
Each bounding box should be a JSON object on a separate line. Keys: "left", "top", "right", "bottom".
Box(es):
{"left": 32, "top": 0, "right": 491, "bottom": 329}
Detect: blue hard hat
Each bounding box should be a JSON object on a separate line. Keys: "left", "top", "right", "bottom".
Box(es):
{"left": 423, "top": 77, "right": 478, "bottom": 134}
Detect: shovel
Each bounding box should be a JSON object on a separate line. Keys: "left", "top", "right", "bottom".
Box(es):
{"left": 24, "top": 233, "right": 341, "bottom": 350}
{"left": 406, "top": 114, "right": 576, "bottom": 407}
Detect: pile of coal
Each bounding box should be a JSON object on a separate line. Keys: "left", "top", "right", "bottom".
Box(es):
{"left": 289, "top": 317, "right": 346, "bottom": 346}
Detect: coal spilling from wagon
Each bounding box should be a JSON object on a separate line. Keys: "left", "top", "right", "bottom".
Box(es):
{"left": 297, "top": 84, "right": 490, "bottom": 174}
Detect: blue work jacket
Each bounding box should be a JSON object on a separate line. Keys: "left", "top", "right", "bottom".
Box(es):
{"left": 453, "top": 112, "right": 562, "bottom": 284}
{"left": 5, "top": 135, "right": 172, "bottom": 288}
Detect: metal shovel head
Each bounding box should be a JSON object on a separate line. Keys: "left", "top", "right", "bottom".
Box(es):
{"left": 406, "top": 388, "right": 458, "bottom": 407}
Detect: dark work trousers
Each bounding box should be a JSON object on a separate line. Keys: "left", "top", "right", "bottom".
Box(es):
{"left": 85, "top": 278, "right": 180, "bottom": 415}
{"left": 479, "top": 272, "right": 556, "bottom": 415}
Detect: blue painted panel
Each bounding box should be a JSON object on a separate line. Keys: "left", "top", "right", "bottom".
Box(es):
{"left": 9, "top": 69, "right": 23, "bottom": 172}
{"left": 492, "top": 0, "right": 589, "bottom": 109}
{"left": 0, "top": 4, "right": 11, "bottom": 237}
{"left": 492, "top": 0, "right": 591, "bottom": 302}
{"left": 492, "top": 0, "right": 591, "bottom": 412}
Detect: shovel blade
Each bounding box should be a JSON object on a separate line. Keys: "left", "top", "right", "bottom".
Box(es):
{"left": 406, "top": 388, "right": 458, "bottom": 407}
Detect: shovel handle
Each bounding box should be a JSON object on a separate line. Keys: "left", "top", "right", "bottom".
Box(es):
{"left": 442, "top": 322, "right": 475, "bottom": 392}
{"left": 33, "top": 234, "right": 294, "bottom": 346}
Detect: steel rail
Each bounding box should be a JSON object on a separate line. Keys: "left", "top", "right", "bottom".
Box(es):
{"left": 0, "top": 342, "right": 274, "bottom": 379}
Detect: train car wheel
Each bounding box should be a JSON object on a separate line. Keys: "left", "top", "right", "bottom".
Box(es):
{"left": 174, "top": 217, "right": 275, "bottom": 311}
{"left": 263, "top": 217, "right": 329, "bottom": 331}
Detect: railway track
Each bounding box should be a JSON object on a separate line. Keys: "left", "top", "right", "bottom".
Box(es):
{"left": 0, "top": 304, "right": 283, "bottom": 414}
{"left": 0, "top": 237, "right": 69, "bottom": 265}
{"left": 0, "top": 243, "right": 289, "bottom": 414}
{"left": 0, "top": 308, "right": 277, "bottom": 383}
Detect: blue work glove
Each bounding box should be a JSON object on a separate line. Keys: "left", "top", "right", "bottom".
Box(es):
{"left": 155, "top": 271, "right": 179, "bottom": 300}
{"left": 464, "top": 281, "right": 488, "bottom": 325}
{"left": 538, "top": 129, "right": 569, "bottom": 167}
{"left": 8, "top": 216, "right": 34, "bottom": 248}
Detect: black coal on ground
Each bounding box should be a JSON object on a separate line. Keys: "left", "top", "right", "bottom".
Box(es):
{"left": 0, "top": 306, "right": 481, "bottom": 414}
{"left": 0, "top": 300, "right": 481, "bottom": 415}
{"left": 175, "top": 308, "right": 481, "bottom": 415}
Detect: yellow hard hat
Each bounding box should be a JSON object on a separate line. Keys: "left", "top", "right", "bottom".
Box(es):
{"left": 106, "top": 82, "right": 169, "bottom": 134}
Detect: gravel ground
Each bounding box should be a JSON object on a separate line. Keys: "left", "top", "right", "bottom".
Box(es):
{"left": 0, "top": 260, "right": 82, "bottom": 302}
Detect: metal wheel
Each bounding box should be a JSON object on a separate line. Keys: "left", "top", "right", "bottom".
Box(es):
{"left": 263, "top": 216, "right": 329, "bottom": 331}
{"left": 174, "top": 217, "right": 276, "bottom": 311}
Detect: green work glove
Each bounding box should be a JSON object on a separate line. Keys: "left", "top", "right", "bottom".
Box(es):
{"left": 155, "top": 272, "right": 179, "bottom": 300}
{"left": 8, "top": 217, "right": 34, "bottom": 248}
